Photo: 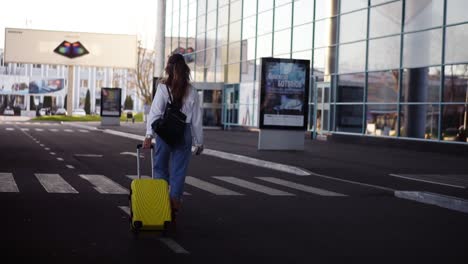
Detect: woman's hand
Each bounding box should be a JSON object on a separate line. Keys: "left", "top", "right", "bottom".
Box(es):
{"left": 143, "top": 137, "right": 153, "bottom": 149}
{"left": 194, "top": 144, "right": 204, "bottom": 155}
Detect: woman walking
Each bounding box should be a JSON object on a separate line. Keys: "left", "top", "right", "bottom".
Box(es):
{"left": 143, "top": 53, "right": 204, "bottom": 222}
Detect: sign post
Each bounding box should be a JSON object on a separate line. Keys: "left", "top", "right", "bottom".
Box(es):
{"left": 100, "top": 88, "right": 122, "bottom": 126}
{"left": 258, "top": 58, "right": 310, "bottom": 150}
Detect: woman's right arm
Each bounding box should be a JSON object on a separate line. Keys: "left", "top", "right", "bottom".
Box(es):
{"left": 144, "top": 84, "right": 167, "bottom": 148}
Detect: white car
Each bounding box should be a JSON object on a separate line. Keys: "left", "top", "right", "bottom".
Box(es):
{"left": 4, "top": 108, "right": 14, "bottom": 116}
{"left": 55, "top": 108, "right": 68, "bottom": 115}
{"left": 72, "top": 109, "right": 86, "bottom": 117}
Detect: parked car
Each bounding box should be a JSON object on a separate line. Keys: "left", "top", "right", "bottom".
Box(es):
{"left": 55, "top": 108, "right": 68, "bottom": 115}
{"left": 4, "top": 107, "right": 14, "bottom": 116}
{"left": 72, "top": 109, "right": 86, "bottom": 117}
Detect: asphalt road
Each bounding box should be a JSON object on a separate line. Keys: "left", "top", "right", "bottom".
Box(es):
{"left": 1, "top": 121, "right": 467, "bottom": 263}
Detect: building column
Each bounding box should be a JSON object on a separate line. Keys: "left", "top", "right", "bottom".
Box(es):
{"left": 324, "top": 0, "right": 338, "bottom": 82}
{"left": 90, "top": 67, "right": 96, "bottom": 113}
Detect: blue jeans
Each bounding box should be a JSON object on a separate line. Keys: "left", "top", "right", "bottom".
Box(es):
{"left": 153, "top": 125, "right": 192, "bottom": 201}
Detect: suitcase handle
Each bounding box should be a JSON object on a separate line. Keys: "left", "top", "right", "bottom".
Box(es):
{"left": 136, "top": 143, "right": 154, "bottom": 179}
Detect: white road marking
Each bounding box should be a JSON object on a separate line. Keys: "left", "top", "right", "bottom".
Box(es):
{"left": 256, "top": 177, "right": 347, "bottom": 196}
{"left": 49, "top": 129, "right": 59, "bottom": 132}
{"left": 21, "top": 128, "right": 29, "bottom": 131}
{"left": 0, "top": 172, "right": 19, "bottom": 192}
{"left": 50, "top": 152, "right": 56, "bottom": 155}
{"left": 57, "top": 157, "right": 64, "bottom": 161}
{"left": 45, "top": 147, "right": 50, "bottom": 150}
{"left": 78, "top": 129, "right": 89, "bottom": 133}
{"left": 35, "top": 128, "right": 44, "bottom": 131}
{"left": 120, "top": 152, "right": 144, "bottom": 158}
{"left": 185, "top": 176, "right": 243, "bottom": 195}
{"left": 389, "top": 174, "right": 466, "bottom": 189}
{"left": 159, "top": 238, "right": 190, "bottom": 254}
{"left": 64, "top": 129, "right": 74, "bottom": 132}
{"left": 74, "top": 154, "right": 103, "bottom": 157}
{"left": 79, "top": 174, "right": 129, "bottom": 194}
{"left": 6, "top": 128, "right": 14, "bottom": 131}
{"left": 35, "top": 173, "right": 78, "bottom": 193}
{"left": 395, "top": 191, "right": 468, "bottom": 214}
{"left": 213, "top": 177, "right": 295, "bottom": 196}
{"left": 118, "top": 206, "right": 190, "bottom": 254}
{"left": 40, "top": 144, "right": 45, "bottom": 147}
{"left": 66, "top": 165, "right": 75, "bottom": 169}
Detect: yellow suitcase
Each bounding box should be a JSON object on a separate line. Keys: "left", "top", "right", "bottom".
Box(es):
{"left": 129, "top": 144, "right": 172, "bottom": 236}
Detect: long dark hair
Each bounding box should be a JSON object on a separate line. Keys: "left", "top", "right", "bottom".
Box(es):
{"left": 162, "top": 53, "right": 191, "bottom": 106}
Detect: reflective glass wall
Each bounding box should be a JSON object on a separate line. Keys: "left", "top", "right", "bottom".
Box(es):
{"left": 167, "top": 0, "right": 468, "bottom": 144}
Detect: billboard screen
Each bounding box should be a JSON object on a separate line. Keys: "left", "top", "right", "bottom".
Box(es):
{"left": 259, "top": 57, "right": 310, "bottom": 130}
{"left": 4, "top": 28, "right": 137, "bottom": 69}
{"left": 100, "top": 88, "right": 122, "bottom": 117}
{"left": 0, "top": 75, "right": 65, "bottom": 95}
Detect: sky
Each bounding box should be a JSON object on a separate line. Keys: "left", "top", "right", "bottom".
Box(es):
{"left": 1, "top": 0, "right": 159, "bottom": 50}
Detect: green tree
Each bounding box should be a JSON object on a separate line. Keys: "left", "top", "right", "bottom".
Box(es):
{"left": 84, "top": 89, "right": 91, "bottom": 115}
{"left": 124, "top": 95, "right": 134, "bottom": 110}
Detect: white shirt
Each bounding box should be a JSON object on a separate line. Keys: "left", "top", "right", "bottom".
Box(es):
{"left": 146, "top": 83, "right": 203, "bottom": 145}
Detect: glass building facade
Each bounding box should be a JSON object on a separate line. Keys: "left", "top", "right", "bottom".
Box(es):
{"left": 166, "top": 0, "right": 468, "bottom": 144}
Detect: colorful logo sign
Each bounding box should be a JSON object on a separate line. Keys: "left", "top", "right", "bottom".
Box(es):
{"left": 54, "top": 41, "right": 89, "bottom": 59}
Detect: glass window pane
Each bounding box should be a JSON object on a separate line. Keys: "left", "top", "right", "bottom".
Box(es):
{"left": 401, "top": 104, "right": 440, "bottom": 140}
{"left": 243, "top": 0, "right": 257, "bottom": 18}
{"left": 292, "top": 50, "right": 312, "bottom": 61}
{"left": 206, "top": 48, "right": 216, "bottom": 69}
{"left": 315, "top": 0, "right": 334, "bottom": 20}
{"left": 207, "top": 11, "right": 217, "bottom": 31}
{"left": 337, "top": 73, "right": 365, "bottom": 102}
{"left": 207, "top": 0, "right": 217, "bottom": 11}
{"left": 227, "top": 63, "right": 240, "bottom": 83}
{"left": 258, "top": 10, "right": 273, "bottom": 35}
{"left": 441, "top": 104, "right": 468, "bottom": 142}
{"left": 189, "top": 1, "right": 197, "bottom": 20}
{"left": 405, "top": 0, "right": 443, "bottom": 32}
{"left": 402, "top": 67, "right": 441, "bottom": 103}
{"left": 403, "top": 29, "right": 442, "bottom": 68}
{"left": 340, "top": 9, "right": 367, "bottom": 43}
{"left": 229, "top": 20, "right": 242, "bottom": 43}
{"left": 218, "top": 5, "right": 229, "bottom": 26}
{"left": 339, "top": 41, "right": 366, "bottom": 73}
{"left": 217, "top": 25, "right": 229, "bottom": 46}
{"left": 206, "top": 29, "right": 216, "bottom": 49}
{"left": 294, "top": 0, "right": 314, "bottom": 26}
{"left": 336, "top": 105, "right": 364, "bottom": 133}
{"left": 181, "top": 4, "right": 188, "bottom": 23}
{"left": 198, "top": 0, "right": 206, "bottom": 15}
{"left": 293, "top": 23, "right": 313, "bottom": 52}
{"left": 314, "top": 19, "right": 332, "bottom": 48}
{"left": 368, "top": 36, "right": 401, "bottom": 71}
{"left": 274, "top": 4, "right": 292, "bottom": 31}
{"left": 241, "top": 60, "right": 256, "bottom": 82}
{"left": 313, "top": 48, "right": 327, "bottom": 79}
{"left": 242, "top": 38, "right": 256, "bottom": 61}
{"left": 444, "top": 64, "right": 468, "bottom": 103}
{"left": 229, "top": 41, "right": 241, "bottom": 63}
{"left": 197, "top": 14, "right": 206, "bottom": 33}
{"left": 216, "top": 45, "right": 228, "bottom": 65}
{"left": 341, "top": 0, "right": 368, "bottom": 13}
{"left": 445, "top": 24, "right": 468, "bottom": 64}
{"left": 188, "top": 19, "right": 196, "bottom": 38}
{"left": 367, "top": 71, "right": 399, "bottom": 103}
{"left": 230, "top": 0, "right": 242, "bottom": 22}
{"left": 257, "top": 34, "right": 273, "bottom": 58}
{"left": 258, "top": 0, "right": 273, "bottom": 12}
{"left": 369, "top": 1, "right": 402, "bottom": 38}
{"left": 274, "top": 29, "right": 291, "bottom": 55}
{"left": 206, "top": 67, "right": 216, "bottom": 82}
{"left": 366, "top": 104, "right": 398, "bottom": 137}
{"left": 447, "top": 0, "right": 468, "bottom": 25}
{"left": 243, "top": 16, "right": 257, "bottom": 39}
{"left": 219, "top": 0, "right": 229, "bottom": 7}
{"left": 216, "top": 65, "right": 225, "bottom": 82}
{"left": 372, "top": 0, "right": 393, "bottom": 5}
{"left": 196, "top": 33, "right": 206, "bottom": 51}
{"left": 276, "top": 0, "right": 291, "bottom": 6}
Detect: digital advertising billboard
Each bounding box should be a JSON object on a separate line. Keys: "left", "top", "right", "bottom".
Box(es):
{"left": 100, "top": 88, "right": 122, "bottom": 117}
{"left": 259, "top": 57, "right": 310, "bottom": 130}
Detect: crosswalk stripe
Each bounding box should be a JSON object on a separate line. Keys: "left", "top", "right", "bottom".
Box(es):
{"left": 79, "top": 174, "right": 129, "bottom": 194}
{"left": 185, "top": 176, "right": 243, "bottom": 195}
{"left": 49, "top": 129, "right": 59, "bottom": 132}
{"left": 213, "top": 177, "right": 295, "bottom": 196}
{"left": 79, "top": 129, "right": 89, "bottom": 133}
{"left": 0, "top": 172, "right": 19, "bottom": 192}
{"left": 125, "top": 175, "right": 191, "bottom": 195}
{"left": 5, "top": 128, "right": 14, "bottom": 131}
{"left": 64, "top": 129, "right": 74, "bottom": 132}
{"left": 35, "top": 128, "right": 44, "bottom": 131}
{"left": 256, "top": 177, "right": 346, "bottom": 196}
{"left": 35, "top": 173, "right": 78, "bottom": 194}
{"left": 21, "top": 128, "right": 29, "bottom": 131}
